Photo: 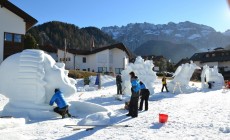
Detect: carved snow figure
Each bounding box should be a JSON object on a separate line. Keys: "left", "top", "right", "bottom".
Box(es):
{"left": 121, "top": 56, "right": 157, "bottom": 95}
{"left": 168, "top": 61, "right": 200, "bottom": 93}
{"left": 0, "top": 49, "right": 76, "bottom": 119}
{"left": 201, "top": 65, "right": 224, "bottom": 90}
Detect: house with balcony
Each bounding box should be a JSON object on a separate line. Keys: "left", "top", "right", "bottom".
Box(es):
{"left": 0, "top": 1, "right": 37, "bottom": 63}
{"left": 58, "top": 43, "right": 131, "bottom": 74}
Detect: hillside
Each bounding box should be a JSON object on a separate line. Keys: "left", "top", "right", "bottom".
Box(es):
{"left": 134, "top": 40, "right": 198, "bottom": 63}
{"left": 27, "top": 21, "right": 117, "bottom": 50}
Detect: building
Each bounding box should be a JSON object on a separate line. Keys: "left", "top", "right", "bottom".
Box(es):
{"left": 57, "top": 43, "right": 131, "bottom": 74}
{"left": 0, "top": 1, "right": 37, "bottom": 63}
{"left": 39, "top": 44, "right": 58, "bottom": 61}
{"left": 190, "top": 48, "right": 230, "bottom": 72}
{"left": 190, "top": 48, "right": 230, "bottom": 80}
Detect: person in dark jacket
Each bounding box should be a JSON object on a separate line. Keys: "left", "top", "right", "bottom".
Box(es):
{"left": 116, "top": 74, "right": 122, "bottom": 95}
{"left": 161, "top": 75, "right": 169, "bottom": 92}
{"left": 126, "top": 72, "right": 141, "bottom": 118}
{"left": 139, "top": 81, "right": 150, "bottom": 111}
{"left": 49, "top": 88, "right": 71, "bottom": 119}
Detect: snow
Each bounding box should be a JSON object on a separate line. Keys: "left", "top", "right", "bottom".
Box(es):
{"left": 0, "top": 52, "right": 230, "bottom": 139}
{"left": 168, "top": 61, "right": 201, "bottom": 93}
{"left": 121, "top": 56, "right": 156, "bottom": 94}
{"left": 161, "top": 29, "right": 173, "bottom": 35}
{"left": 188, "top": 34, "right": 201, "bottom": 40}
{"left": 174, "top": 34, "right": 183, "bottom": 38}
{"left": 1, "top": 78, "right": 230, "bottom": 139}
{"left": 0, "top": 49, "right": 76, "bottom": 119}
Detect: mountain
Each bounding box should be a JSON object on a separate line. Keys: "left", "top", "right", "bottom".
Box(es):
{"left": 224, "top": 29, "right": 230, "bottom": 36}
{"left": 134, "top": 40, "right": 198, "bottom": 63}
{"left": 102, "top": 21, "right": 230, "bottom": 62}
{"left": 27, "top": 21, "right": 117, "bottom": 50}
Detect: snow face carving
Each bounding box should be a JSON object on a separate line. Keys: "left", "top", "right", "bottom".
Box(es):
{"left": 0, "top": 49, "right": 76, "bottom": 104}
{"left": 121, "top": 56, "right": 157, "bottom": 95}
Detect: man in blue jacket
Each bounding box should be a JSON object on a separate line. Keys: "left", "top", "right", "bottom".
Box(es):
{"left": 49, "top": 88, "right": 71, "bottom": 119}
{"left": 126, "top": 72, "right": 141, "bottom": 118}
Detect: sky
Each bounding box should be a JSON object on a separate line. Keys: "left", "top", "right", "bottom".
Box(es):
{"left": 9, "top": 0, "right": 230, "bottom": 32}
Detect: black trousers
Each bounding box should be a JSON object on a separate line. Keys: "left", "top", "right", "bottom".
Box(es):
{"left": 54, "top": 105, "right": 71, "bottom": 118}
{"left": 161, "top": 84, "right": 169, "bottom": 92}
{"left": 129, "top": 96, "right": 139, "bottom": 117}
{"left": 139, "top": 89, "right": 150, "bottom": 110}
{"left": 117, "top": 83, "right": 122, "bottom": 94}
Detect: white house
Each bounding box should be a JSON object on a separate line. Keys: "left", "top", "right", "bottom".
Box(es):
{"left": 58, "top": 43, "right": 131, "bottom": 74}
{"left": 0, "top": 1, "right": 37, "bottom": 63}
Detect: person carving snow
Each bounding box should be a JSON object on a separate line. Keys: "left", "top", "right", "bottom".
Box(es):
{"left": 49, "top": 88, "right": 72, "bottom": 119}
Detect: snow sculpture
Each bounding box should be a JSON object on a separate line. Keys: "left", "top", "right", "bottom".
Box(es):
{"left": 168, "top": 61, "right": 200, "bottom": 93}
{"left": 121, "top": 56, "right": 157, "bottom": 95}
{"left": 0, "top": 49, "right": 76, "bottom": 119}
{"left": 201, "top": 65, "right": 224, "bottom": 89}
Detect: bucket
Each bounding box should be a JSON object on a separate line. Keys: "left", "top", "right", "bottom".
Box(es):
{"left": 159, "top": 114, "right": 168, "bottom": 123}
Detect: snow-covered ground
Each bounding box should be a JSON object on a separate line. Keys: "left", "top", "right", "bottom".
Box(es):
{"left": 1, "top": 76, "right": 230, "bottom": 140}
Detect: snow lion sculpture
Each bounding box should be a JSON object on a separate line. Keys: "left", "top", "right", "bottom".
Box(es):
{"left": 0, "top": 49, "right": 76, "bottom": 119}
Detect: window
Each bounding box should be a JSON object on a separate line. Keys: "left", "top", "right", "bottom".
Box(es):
{"left": 60, "top": 58, "right": 70, "bottom": 62}
{"left": 212, "top": 53, "right": 215, "bottom": 57}
{"left": 206, "top": 54, "right": 209, "bottom": 57}
{"left": 14, "top": 34, "right": 22, "bottom": 43}
{"left": 83, "top": 57, "right": 86, "bottom": 63}
{"left": 98, "top": 67, "right": 107, "bottom": 73}
{"left": 115, "top": 68, "right": 123, "bottom": 74}
{"left": 5, "top": 33, "right": 13, "bottom": 41}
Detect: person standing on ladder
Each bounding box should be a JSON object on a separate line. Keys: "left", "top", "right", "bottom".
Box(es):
{"left": 161, "top": 75, "right": 169, "bottom": 92}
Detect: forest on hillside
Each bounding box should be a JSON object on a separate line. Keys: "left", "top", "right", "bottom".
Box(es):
{"left": 27, "top": 21, "right": 117, "bottom": 50}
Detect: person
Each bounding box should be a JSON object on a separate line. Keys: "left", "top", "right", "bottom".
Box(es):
{"left": 126, "top": 71, "right": 140, "bottom": 118}
{"left": 226, "top": 80, "right": 230, "bottom": 88}
{"left": 139, "top": 81, "right": 150, "bottom": 111}
{"left": 116, "top": 74, "right": 122, "bottom": 95}
{"left": 207, "top": 81, "right": 215, "bottom": 89}
{"left": 161, "top": 75, "right": 169, "bottom": 92}
{"left": 49, "top": 88, "right": 71, "bottom": 119}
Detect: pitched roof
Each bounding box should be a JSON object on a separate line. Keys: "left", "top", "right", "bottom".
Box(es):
{"left": 63, "top": 43, "right": 132, "bottom": 57}
{"left": 39, "top": 44, "right": 57, "bottom": 53}
{"left": 175, "top": 58, "right": 190, "bottom": 68}
{"left": 0, "top": 1, "right": 37, "bottom": 31}
{"left": 190, "top": 49, "right": 230, "bottom": 63}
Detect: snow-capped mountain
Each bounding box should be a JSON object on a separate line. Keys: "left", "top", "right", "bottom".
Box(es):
{"left": 224, "top": 29, "right": 230, "bottom": 36}
{"left": 102, "top": 21, "right": 230, "bottom": 54}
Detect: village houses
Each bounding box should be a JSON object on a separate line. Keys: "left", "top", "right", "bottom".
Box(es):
{"left": 0, "top": 1, "right": 130, "bottom": 74}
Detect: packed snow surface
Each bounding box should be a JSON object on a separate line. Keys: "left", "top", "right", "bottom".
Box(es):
{"left": 1, "top": 76, "right": 230, "bottom": 140}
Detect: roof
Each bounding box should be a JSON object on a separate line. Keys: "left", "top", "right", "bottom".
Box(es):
{"left": 39, "top": 44, "right": 57, "bottom": 53}
{"left": 190, "top": 49, "right": 230, "bottom": 63}
{"left": 175, "top": 58, "right": 190, "bottom": 68}
{"left": 0, "top": 1, "right": 38, "bottom": 31}
{"left": 62, "top": 43, "right": 132, "bottom": 57}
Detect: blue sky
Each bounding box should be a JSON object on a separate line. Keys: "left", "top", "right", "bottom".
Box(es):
{"left": 9, "top": 0, "right": 230, "bottom": 32}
